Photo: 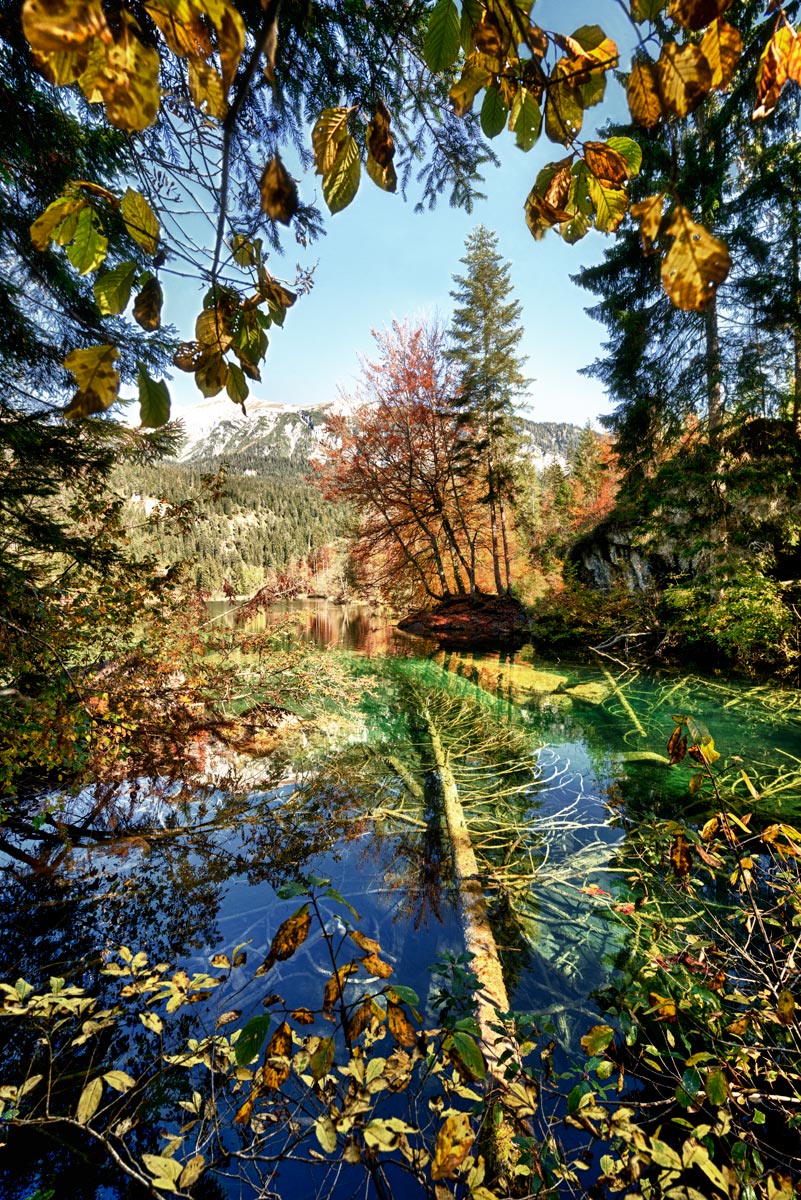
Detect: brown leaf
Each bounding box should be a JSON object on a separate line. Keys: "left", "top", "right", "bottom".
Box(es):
{"left": 132, "top": 275, "right": 163, "bottom": 331}
{"left": 173, "top": 340, "right": 204, "bottom": 372}
{"left": 524, "top": 188, "right": 573, "bottom": 240}
{"left": 670, "top": 833, "right": 692, "bottom": 877}
{"left": 255, "top": 904, "right": 311, "bottom": 977}
{"left": 322, "top": 962, "right": 358, "bottom": 1020}
{"left": 584, "top": 141, "right": 630, "bottom": 186}
{"left": 310, "top": 1034, "right": 335, "bottom": 1080}
{"left": 667, "top": 724, "right": 688, "bottom": 763}
{"left": 657, "top": 41, "right": 713, "bottom": 117}
{"left": 700, "top": 19, "right": 742, "bottom": 90}
{"left": 259, "top": 153, "right": 299, "bottom": 225}
{"left": 660, "top": 204, "right": 730, "bottom": 310}
{"left": 431, "top": 1112, "right": 474, "bottom": 1181}
{"left": 387, "top": 1000, "right": 417, "bottom": 1048}
{"left": 346, "top": 998, "right": 375, "bottom": 1042}
{"left": 22, "top": 0, "right": 110, "bottom": 54}
{"left": 234, "top": 1090, "right": 256, "bottom": 1125}
{"left": 777, "top": 988, "right": 796, "bottom": 1026}
{"left": 542, "top": 160, "right": 573, "bottom": 210}
{"left": 367, "top": 100, "right": 395, "bottom": 168}
{"left": 262, "top": 1020, "right": 292, "bottom": 1090}
{"left": 669, "top": 0, "right": 733, "bottom": 31}
{"left": 290, "top": 1007, "right": 315, "bottom": 1025}
{"left": 475, "top": 11, "right": 505, "bottom": 55}
{"left": 626, "top": 59, "right": 663, "bottom": 128}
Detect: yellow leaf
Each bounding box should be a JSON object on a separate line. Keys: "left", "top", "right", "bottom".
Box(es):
{"left": 449, "top": 63, "right": 492, "bottom": 117}
{"left": 660, "top": 205, "right": 730, "bottom": 310}
{"left": 194, "top": 351, "right": 228, "bottom": 397}
{"left": 64, "top": 343, "right": 120, "bottom": 418}
{"left": 312, "top": 106, "right": 351, "bottom": 176}
{"left": 322, "top": 962, "right": 358, "bottom": 1019}
{"left": 32, "top": 46, "right": 88, "bottom": 84}
{"left": 346, "top": 998, "right": 375, "bottom": 1042}
{"left": 178, "top": 1155, "right": 205, "bottom": 1189}
{"left": 349, "top": 930, "right": 382, "bottom": 956}
{"left": 630, "top": 192, "right": 665, "bottom": 251}
{"left": 120, "top": 188, "right": 160, "bottom": 255}
{"left": 188, "top": 59, "right": 227, "bottom": 119}
{"left": 701, "top": 19, "right": 742, "bottom": 89}
{"left": 76, "top": 1076, "right": 103, "bottom": 1124}
{"left": 202, "top": 0, "right": 245, "bottom": 92}
{"left": 22, "top": 0, "right": 110, "bottom": 55}
{"left": 78, "top": 13, "right": 160, "bottom": 131}
{"left": 431, "top": 1112, "right": 474, "bottom": 1181}
{"left": 545, "top": 58, "right": 584, "bottom": 144}
{"left": 588, "top": 175, "right": 628, "bottom": 232}
{"left": 322, "top": 134, "right": 360, "bottom": 214}
{"left": 255, "top": 904, "right": 311, "bottom": 976}
{"left": 754, "top": 25, "right": 801, "bottom": 119}
{"left": 648, "top": 992, "right": 677, "bottom": 1021}
{"left": 626, "top": 59, "right": 663, "bottom": 128}
{"left": 30, "top": 194, "right": 85, "bottom": 251}
{"left": 657, "top": 41, "right": 713, "bottom": 117}
{"left": 144, "top": 0, "right": 212, "bottom": 59}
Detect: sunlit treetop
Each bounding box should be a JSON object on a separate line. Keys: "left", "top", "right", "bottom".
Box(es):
{"left": 15, "top": 0, "right": 801, "bottom": 424}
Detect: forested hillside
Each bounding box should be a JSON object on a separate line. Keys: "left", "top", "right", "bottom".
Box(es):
{"left": 115, "top": 458, "right": 347, "bottom": 594}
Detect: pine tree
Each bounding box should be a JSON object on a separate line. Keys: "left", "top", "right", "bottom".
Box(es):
{"left": 446, "top": 226, "right": 529, "bottom": 594}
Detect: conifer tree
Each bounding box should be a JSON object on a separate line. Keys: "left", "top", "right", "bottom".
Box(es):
{"left": 446, "top": 226, "right": 528, "bottom": 595}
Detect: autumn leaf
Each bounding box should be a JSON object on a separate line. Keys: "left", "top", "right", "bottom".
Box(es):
{"left": 194, "top": 351, "right": 228, "bottom": 397}
{"left": 670, "top": 832, "right": 692, "bottom": 877}
{"left": 188, "top": 59, "right": 227, "bottom": 119}
{"left": 648, "top": 992, "right": 677, "bottom": 1020}
{"left": 657, "top": 41, "right": 713, "bottom": 117}
{"left": 366, "top": 101, "right": 397, "bottom": 192}
{"left": 584, "top": 141, "right": 631, "bottom": 186}
{"left": 777, "top": 989, "right": 796, "bottom": 1026}
{"left": 322, "top": 962, "right": 358, "bottom": 1019}
{"left": 361, "top": 952, "right": 393, "bottom": 979}
{"left": 753, "top": 24, "right": 801, "bottom": 119}
{"left": 667, "top": 723, "right": 688, "bottom": 763}
{"left": 322, "top": 135, "right": 360, "bottom": 214}
{"left": 144, "top": 0, "right": 212, "bottom": 59}
{"left": 75, "top": 1076, "right": 103, "bottom": 1124}
{"left": 22, "top": 0, "right": 110, "bottom": 54}
{"left": 256, "top": 904, "right": 311, "bottom": 976}
{"left": 660, "top": 204, "right": 730, "bottom": 310}
{"left": 524, "top": 188, "right": 573, "bottom": 240}
{"left": 630, "top": 192, "right": 665, "bottom": 252}
{"left": 701, "top": 19, "right": 742, "bottom": 90}
{"left": 626, "top": 59, "right": 663, "bottom": 128}
{"left": 387, "top": 1000, "right": 417, "bottom": 1047}
{"left": 545, "top": 58, "right": 584, "bottom": 144}
{"left": 133, "top": 275, "right": 163, "bottom": 331}
{"left": 94, "top": 260, "right": 137, "bottom": 315}
{"left": 262, "top": 1020, "right": 292, "bottom": 1090}
{"left": 120, "top": 188, "right": 160, "bottom": 255}
{"left": 588, "top": 175, "right": 628, "bottom": 232}
{"left": 64, "top": 343, "right": 120, "bottom": 418}
{"left": 346, "top": 998, "right": 375, "bottom": 1042}
{"left": 431, "top": 1112, "right": 474, "bottom": 1181}
{"left": 450, "top": 62, "right": 492, "bottom": 116}
{"left": 349, "top": 930, "right": 382, "bottom": 956}
{"left": 312, "top": 107, "right": 351, "bottom": 176}
{"left": 669, "top": 0, "right": 733, "bottom": 32}
{"left": 259, "top": 154, "right": 299, "bottom": 224}
{"left": 78, "top": 14, "right": 161, "bottom": 131}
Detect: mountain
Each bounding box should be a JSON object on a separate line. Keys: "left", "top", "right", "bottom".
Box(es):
{"left": 174, "top": 396, "right": 583, "bottom": 474}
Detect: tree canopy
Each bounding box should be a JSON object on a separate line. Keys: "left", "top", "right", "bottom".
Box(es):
{"left": 7, "top": 0, "right": 801, "bottom": 426}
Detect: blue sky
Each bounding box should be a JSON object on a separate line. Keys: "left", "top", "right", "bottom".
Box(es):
{"left": 168, "top": 0, "right": 636, "bottom": 430}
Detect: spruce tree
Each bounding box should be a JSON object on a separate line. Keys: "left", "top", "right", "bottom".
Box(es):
{"left": 446, "top": 226, "right": 528, "bottom": 594}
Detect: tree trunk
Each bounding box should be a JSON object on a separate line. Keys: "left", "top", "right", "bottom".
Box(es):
{"left": 486, "top": 452, "right": 503, "bottom": 595}
{"left": 791, "top": 184, "right": 801, "bottom": 438}
{"left": 498, "top": 493, "right": 512, "bottom": 594}
{"left": 705, "top": 294, "right": 723, "bottom": 445}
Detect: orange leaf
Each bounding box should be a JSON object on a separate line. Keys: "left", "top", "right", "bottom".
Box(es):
{"left": 261, "top": 1020, "right": 292, "bottom": 1090}
{"left": 387, "top": 1000, "right": 417, "bottom": 1048}
{"left": 657, "top": 41, "right": 713, "bottom": 117}
{"left": 584, "top": 141, "right": 630, "bottom": 186}
{"left": 626, "top": 59, "right": 663, "bottom": 128}
{"left": 431, "top": 1113, "right": 474, "bottom": 1181}
{"left": 700, "top": 18, "right": 742, "bottom": 89}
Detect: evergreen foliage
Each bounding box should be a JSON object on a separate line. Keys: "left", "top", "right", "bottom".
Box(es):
{"left": 446, "top": 226, "right": 529, "bottom": 593}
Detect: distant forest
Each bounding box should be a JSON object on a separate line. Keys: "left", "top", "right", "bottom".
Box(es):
{"left": 114, "top": 458, "right": 347, "bottom": 594}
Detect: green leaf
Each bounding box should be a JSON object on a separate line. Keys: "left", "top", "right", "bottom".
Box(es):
{"left": 607, "top": 136, "right": 642, "bottom": 177}
{"left": 234, "top": 1014, "right": 271, "bottom": 1066}
{"left": 226, "top": 361, "right": 249, "bottom": 406}
{"left": 310, "top": 1035, "right": 335, "bottom": 1081}
{"left": 137, "top": 365, "right": 171, "bottom": 428}
{"left": 450, "top": 1030, "right": 487, "bottom": 1079}
{"left": 76, "top": 1077, "right": 103, "bottom": 1124}
{"left": 450, "top": 64, "right": 492, "bottom": 116}
{"left": 649, "top": 1138, "right": 682, "bottom": 1170}
{"left": 385, "top": 985, "right": 419, "bottom": 1006}
{"left": 324, "top": 886, "right": 359, "bottom": 919}
{"left": 312, "top": 107, "right": 351, "bottom": 175}
{"left": 588, "top": 174, "right": 628, "bottom": 232}
{"left": 322, "top": 135, "right": 360, "bottom": 214}
{"left": 94, "top": 260, "right": 137, "bottom": 315}
{"left": 65, "top": 206, "right": 108, "bottom": 274}
{"left": 424, "top": 0, "right": 461, "bottom": 73}
{"left": 509, "top": 88, "right": 542, "bottom": 151}
{"left": 121, "top": 188, "right": 160, "bottom": 255}
{"left": 705, "top": 1068, "right": 728, "bottom": 1106}
{"left": 480, "top": 86, "right": 508, "bottom": 139}
{"left": 276, "top": 881, "right": 308, "bottom": 899}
